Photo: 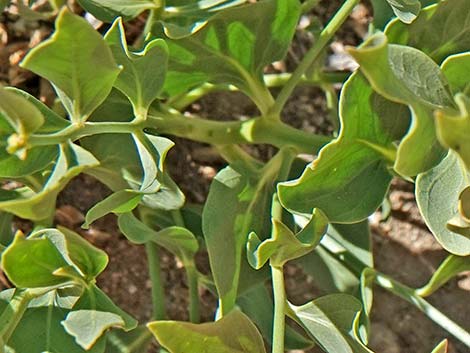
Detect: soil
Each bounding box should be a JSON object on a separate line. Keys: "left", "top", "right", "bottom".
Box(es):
{"left": 1, "top": 1, "right": 469, "bottom": 353}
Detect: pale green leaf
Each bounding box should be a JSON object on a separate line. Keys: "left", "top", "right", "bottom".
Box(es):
{"left": 0, "top": 86, "right": 44, "bottom": 136}
{"left": 118, "top": 212, "right": 198, "bottom": 264}
{"left": 441, "top": 52, "right": 470, "bottom": 94}
{"left": 385, "top": 0, "right": 470, "bottom": 63}
{"left": 21, "top": 8, "right": 120, "bottom": 121}
{"left": 158, "top": 0, "right": 300, "bottom": 104}
{"left": 62, "top": 310, "right": 125, "bottom": 350}
{"left": 247, "top": 209, "right": 328, "bottom": 268}
{"left": 291, "top": 294, "right": 372, "bottom": 353}
{"left": 416, "top": 255, "right": 470, "bottom": 297}
{"left": 148, "top": 310, "right": 266, "bottom": 353}
{"left": 348, "top": 33, "right": 452, "bottom": 176}
{"left": 105, "top": 19, "right": 168, "bottom": 112}
{"left": 40, "top": 227, "right": 109, "bottom": 282}
{"left": 416, "top": 151, "right": 470, "bottom": 255}
{"left": 435, "top": 94, "right": 470, "bottom": 170}
{"left": 1, "top": 231, "right": 71, "bottom": 288}
{"left": 278, "top": 72, "right": 407, "bottom": 222}
{"left": 83, "top": 190, "right": 143, "bottom": 229}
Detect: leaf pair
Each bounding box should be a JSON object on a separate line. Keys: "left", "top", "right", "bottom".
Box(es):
{"left": 247, "top": 209, "right": 328, "bottom": 268}
{"left": 1, "top": 227, "right": 107, "bottom": 288}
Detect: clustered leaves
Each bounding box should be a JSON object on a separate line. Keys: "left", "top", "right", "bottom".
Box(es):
{"left": 0, "top": 0, "right": 469, "bottom": 352}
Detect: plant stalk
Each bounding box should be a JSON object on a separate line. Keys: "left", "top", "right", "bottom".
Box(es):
{"left": 271, "top": 0, "right": 359, "bottom": 116}
{"left": 147, "top": 113, "right": 332, "bottom": 154}
{"left": 270, "top": 193, "right": 286, "bottom": 353}
{"left": 171, "top": 210, "right": 201, "bottom": 323}
{"left": 145, "top": 242, "right": 167, "bottom": 320}
{"left": 373, "top": 271, "right": 470, "bottom": 348}
{"left": 186, "top": 264, "right": 200, "bottom": 324}
{"left": 271, "top": 265, "right": 286, "bottom": 353}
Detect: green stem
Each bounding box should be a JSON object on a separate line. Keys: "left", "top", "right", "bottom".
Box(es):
{"left": 322, "top": 84, "right": 340, "bottom": 133}
{"left": 28, "top": 121, "right": 142, "bottom": 146}
{"left": 145, "top": 242, "right": 167, "bottom": 320}
{"left": 271, "top": 265, "right": 286, "bottom": 353}
{"left": 216, "top": 145, "right": 263, "bottom": 174}
{"left": 170, "top": 210, "right": 201, "bottom": 323}
{"left": 186, "top": 264, "right": 200, "bottom": 323}
{"left": 147, "top": 113, "right": 331, "bottom": 154}
{"left": 318, "top": 242, "right": 470, "bottom": 348}
{"left": 0, "top": 289, "right": 32, "bottom": 343}
{"left": 270, "top": 193, "right": 286, "bottom": 353}
{"left": 373, "top": 271, "right": 470, "bottom": 348}
{"left": 271, "top": 0, "right": 359, "bottom": 116}
{"left": 169, "top": 72, "right": 349, "bottom": 110}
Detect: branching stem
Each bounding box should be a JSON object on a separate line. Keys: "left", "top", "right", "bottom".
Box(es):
{"left": 271, "top": 0, "right": 359, "bottom": 116}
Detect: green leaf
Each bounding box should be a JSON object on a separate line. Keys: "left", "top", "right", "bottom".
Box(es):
{"left": 416, "top": 255, "right": 470, "bottom": 297}
{"left": 0, "top": 86, "right": 44, "bottom": 136}
{"left": 77, "top": 0, "right": 158, "bottom": 22}
{"left": 278, "top": 72, "right": 407, "bottom": 222}
{"left": 290, "top": 294, "right": 372, "bottom": 353}
{"left": 441, "top": 52, "right": 470, "bottom": 94}
{"left": 385, "top": 0, "right": 470, "bottom": 64}
{"left": 157, "top": 0, "right": 300, "bottom": 106}
{"left": 203, "top": 148, "right": 294, "bottom": 314}
{"left": 83, "top": 190, "right": 144, "bottom": 229}
{"left": 105, "top": 19, "right": 168, "bottom": 113}
{"left": 41, "top": 227, "right": 109, "bottom": 282}
{"left": 296, "top": 221, "right": 373, "bottom": 294}
{"left": 72, "top": 285, "right": 137, "bottom": 331}
{"left": 348, "top": 33, "right": 452, "bottom": 176}
{"left": 247, "top": 209, "right": 328, "bottom": 268}
{"left": 0, "top": 142, "right": 98, "bottom": 220}
{"left": 385, "top": 0, "right": 421, "bottom": 24}
{"left": 148, "top": 310, "right": 266, "bottom": 353}
{"left": 435, "top": 94, "right": 470, "bottom": 170}
{"left": 62, "top": 310, "right": 125, "bottom": 350}
{"left": 118, "top": 212, "right": 198, "bottom": 264}
{"left": 1, "top": 231, "right": 71, "bottom": 288}
{"left": 0, "top": 146, "right": 58, "bottom": 178}
{"left": 237, "top": 284, "right": 313, "bottom": 350}
{"left": 430, "top": 339, "right": 448, "bottom": 353}
{"left": 416, "top": 151, "right": 470, "bottom": 255}
{"left": 0, "top": 290, "right": 107, "bottom": 353}
{"left": 4, "top": 87, "right": 69, "bottom": 133}
{"left": 21, "top": 8, "right": 120, "bottom": 121}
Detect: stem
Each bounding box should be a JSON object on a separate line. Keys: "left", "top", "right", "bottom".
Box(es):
{"left": 271, "top": 265, "right": 286, "bottom": 353}
{"left": 373, "top": 271, "right": 470, "bottom": 348}
{"left": 145, "top": 242, "right": 167, "bottom": 320}
{"left": 216, "top": 145, "right": 263, "bottom": 174}
{"left": 0, "top": 289, "right": 32, "bottom": 343}
{"left": 271, "top": 193, "right": 286, "bottom": 353}
{"left": 271, "top": 0, "right": 359, "bottom": 116}
{"left": 169, "top": 72, "right": 349, "bottom": 110}
{"left": 171, "top": 210, "right": 201, "bottom": 323}
{"left": 28, "top": 121, "right": 142, "bottom": 146}
{"left": 322, "top": 84, "right": 340, "bottom": 133}
{"left": 186, "top": 265, "right": 200, "bottom": 323}
{"left": 147, "top": 113, "right": 332, "bottom": 154}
